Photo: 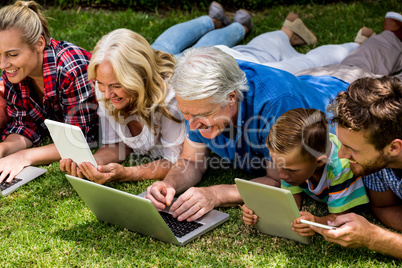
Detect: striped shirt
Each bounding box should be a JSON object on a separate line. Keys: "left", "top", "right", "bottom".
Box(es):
{"left": 282, "top": 134, "right": 369, "bottom": 213}
{"left": 1, "top": 39, "right": 98, "bottom": 146}
{"left": 363, "top": 168, "right": 402, "bottom": 199}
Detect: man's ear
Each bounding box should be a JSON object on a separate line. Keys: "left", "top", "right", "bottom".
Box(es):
{"left": 315, "top": 155, "right": 328, "bottom": 167}
{"left": 227, "top": 90, "right": 238, "bottom": 106}
{"left": 388, "top": 139, "right": 402, "bottom": 156}
{"left": 228, "top": 90, "right": 238, "bottom": 100}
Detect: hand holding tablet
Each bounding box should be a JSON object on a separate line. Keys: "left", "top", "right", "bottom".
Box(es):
{"left": 45, "top": 119, "right": 97, "bottom": 168}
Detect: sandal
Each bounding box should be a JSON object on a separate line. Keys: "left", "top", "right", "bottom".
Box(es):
{"left": 283, "top": 12, "right": 318, "bottom": 45}
{"left": 354, "top": 27, "right": 376, "bottom": 44}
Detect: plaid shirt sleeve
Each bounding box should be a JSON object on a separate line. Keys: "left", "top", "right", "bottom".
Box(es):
{"left": 363, "top": 170, "right": 390, "bottom": 192}
{"left": 0, "top": 78, "right": 7, "bottom": 130}
{"left": 363, "top": 168, "right": 402, "bottom": 199}
{"left": 56, "top": 45, "right": 98, "bottom": 146}
{"left": 1, "top": 78, "right": 45, "bottom": 145}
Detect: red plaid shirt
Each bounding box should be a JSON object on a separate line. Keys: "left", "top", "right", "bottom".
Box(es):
{"left": 2, "top": 39, "right": 98, "bottom": 146}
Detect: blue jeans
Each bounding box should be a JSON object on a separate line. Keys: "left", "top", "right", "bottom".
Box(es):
{"left": 151, "top": 16, "right": 245, "bottom": 57}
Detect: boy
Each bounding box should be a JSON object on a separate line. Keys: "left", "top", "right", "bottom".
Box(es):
{"left": 242, "top": 108, "right": 369, "bottom": 237}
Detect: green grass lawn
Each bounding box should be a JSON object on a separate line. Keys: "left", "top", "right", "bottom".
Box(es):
{"left": 1, "top": 0, "right": 402, "bottom": 266}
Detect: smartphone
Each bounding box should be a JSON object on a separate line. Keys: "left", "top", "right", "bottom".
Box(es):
{"left": 300, "top": 219, "right": 338, "bottom": 230}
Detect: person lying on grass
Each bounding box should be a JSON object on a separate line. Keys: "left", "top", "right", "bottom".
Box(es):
{"left": 60, "top": 29, "right": 185, "bottom": 183}
{"left": 242, "top": 108, "right": 369, "bottom": 237}
{"left": 0, "top": 1, "right": 97, "bottom": 183}
{"left": 313, "top": 76, "right": 402, "bottom": 259}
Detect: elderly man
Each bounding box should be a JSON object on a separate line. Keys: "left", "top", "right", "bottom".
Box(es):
{"left": 145, "top": 46, "right": 351, "bottom": 221}
{"left": 311, "top": 76, "right": 402, "bottom": 259}
{"left": 145, "top": 12, "right": 402, "bottom": 223}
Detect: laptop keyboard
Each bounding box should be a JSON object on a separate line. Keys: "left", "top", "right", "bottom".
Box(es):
{"left": 0, "top": 178, "right": 22, "bottom": 191}
{"left": 159, "top": 211, "right": 204, "bottom": 238}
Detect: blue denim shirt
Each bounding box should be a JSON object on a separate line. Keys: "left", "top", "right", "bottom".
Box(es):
{"left": 186, "top": 60, "right": 349, "bottom": 175}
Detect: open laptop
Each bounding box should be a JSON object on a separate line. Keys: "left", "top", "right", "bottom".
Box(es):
{"left": 66, "top": 175, "right": 229, "bottom": 246}
{"left": 0, "top": 166, "right": 47, "bottom": 197}
{"left": 235, "top": 178, "right": 311, "bottom": 244}
{"left": 44, "top": 119, "right": 97, "bottom": 168}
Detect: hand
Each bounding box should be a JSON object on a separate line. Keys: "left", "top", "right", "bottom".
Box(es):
{"left": 311, "top": 213, "right": 373, "bottom": 248}
{"left": 292, "top": 211, "right": 316, "bottom": 237}
{"left": 242, "top": 204, "right": 258, "bottom": 225}
{"left": 78, "top": 162, "right": 124, "bottom": 185}
{"left": 170, "top": 187, "right": 218, "bottom": 222}
{"left": 145, "top": 181, "right": 176, "bottom": 211}
{"left": 60, "top": 158, "right": 84, "bottom": 178}
{"left": 0, "top": 151, "right": 30, "bottom": 183}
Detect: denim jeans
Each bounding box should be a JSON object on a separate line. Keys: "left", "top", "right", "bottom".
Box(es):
{"left": 151, "top": 15, "right": 245, "bottom": 57}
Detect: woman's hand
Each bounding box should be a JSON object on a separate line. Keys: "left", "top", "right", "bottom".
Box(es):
{"left": 78, "top": 162, "right": 127, "bottom": 184}
{"left": 60, "top": 158, "right": 85, "bottom": 178}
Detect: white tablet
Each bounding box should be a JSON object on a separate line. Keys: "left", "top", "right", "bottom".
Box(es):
{"left": 235, "top": 178, "right": 311, "bottom": 244}
{"left": 45, "top": 119, "right": 97, "bottom": 168}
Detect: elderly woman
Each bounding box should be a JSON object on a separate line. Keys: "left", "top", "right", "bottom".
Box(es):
{"left": 60, "top": 29, "right": 185, "bottom": 184}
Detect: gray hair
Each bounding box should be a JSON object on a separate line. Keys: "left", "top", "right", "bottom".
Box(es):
{"left": 170, "top": 47, "right": 249, "bottom": 106}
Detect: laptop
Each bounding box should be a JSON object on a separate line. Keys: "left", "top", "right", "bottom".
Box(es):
{"left": 66, "top": 175, "right": 230, "bottom": 246}
{"left": 44, "top": 119, "right": 97, "bottom": 168}
{"left": 235, "top": 178, "right": 311, "bottom": 244}
{"left": 0, "top": 166, "right": 47, "bottom": 197}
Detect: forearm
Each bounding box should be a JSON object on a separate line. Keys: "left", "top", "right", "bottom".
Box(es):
{"left": 254, "top": 161, "right": 281, "bottom": 187}
{"left": 164, "top": 158, "right": 205, "bottom": 193}
{"left": 0, "top": 134, "right": 33, "bottom": 157}
{"left": 373, "top": 205, "right": 402, "bottom": 231}
{"left": 208, "top": 184, "right": 244, "bottom": 207}
{"left": 367, "top": 225, "right": 402, "bottom": 259}
{"left": 120, "top": 158, "right": 174, "bottom": 181}
{"left": 94, "top": 143, "right": 131, "bottom": 165}
{"left": 251, "top": 175, "right": 281, "bottom": 187}
{"left": 293, "top": 193, "right": 303, "bottom": 210}
{"left": 218, "top": 175, "right": 281, "bottom": 208}
{"left": 22, "top": 143, "right": 61, "bottom": 165}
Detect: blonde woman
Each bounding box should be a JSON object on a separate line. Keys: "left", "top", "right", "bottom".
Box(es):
{"left": 0, "top": 1, "right": 97, "bottom": 183}
{"left": 60, "top": 29, "right": 185, "bottom": 184}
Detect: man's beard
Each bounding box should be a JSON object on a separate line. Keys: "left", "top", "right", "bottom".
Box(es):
{"left": 351, "top": 150, "right": 392, "bottom": 177}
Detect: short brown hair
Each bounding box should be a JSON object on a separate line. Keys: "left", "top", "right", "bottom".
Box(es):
{"left": 328, "top": 76, "right": 402, "bottom": 151}
{"left": 267, "top": 108, "right": 329, "bottom": 161}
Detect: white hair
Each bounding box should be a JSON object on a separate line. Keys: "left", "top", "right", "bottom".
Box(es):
{"left": 170, "top": 47, "right": 249, "bottom": 106}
